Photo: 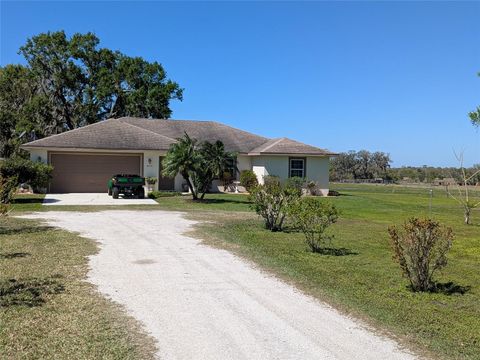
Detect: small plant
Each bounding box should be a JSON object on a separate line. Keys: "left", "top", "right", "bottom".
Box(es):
{"left": 306, "top": 180, "right": 317, "bottom": 195}
{"left": 249, "top": 176, "right": 301, "bottom": 231}
{"left": 0, "top": 203, "right": 11, "bottom": 216}
{"left": 289, "top": 197, "right": 339, "bottom": 252}
{"left": 0, "top": 175, "right": 18, "bottom": 216}
{"left": 240, "top": 170, "right": 258, "bottom": 192}
{"left": 145, "top": 177, "right": 157, "bottom": 185}
{"left": 0, "top": 176, "right": 17, "bottom": 203}
{"left": 388, "top": 218, "right": 454, "bottom": 292}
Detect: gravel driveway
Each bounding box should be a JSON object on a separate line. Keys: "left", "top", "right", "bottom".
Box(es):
{"left": 23, "top": 210, "right": 416, "bottom": 360}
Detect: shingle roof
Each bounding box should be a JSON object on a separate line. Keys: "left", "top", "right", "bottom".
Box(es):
{"left": 249, "top": 137, "right": 336, "bottom": 156}
{"left": 22, "top": 119, "right": 176, "bottom": 151}
{"left": 119, "top": 117, "right": 269, "bottom": 153}
{"left": 22, "top": 117, "right": 335, "bottom": 156}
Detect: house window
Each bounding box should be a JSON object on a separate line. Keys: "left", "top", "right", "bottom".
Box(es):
{"left": 290, "top": 158, "right": 305, "bottom": 178}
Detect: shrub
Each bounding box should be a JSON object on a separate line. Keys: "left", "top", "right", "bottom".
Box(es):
{"left": 0, "top": 175, "right": 18, "bottom": 204}
{"left": 289, "top": 197, "right": 339, "bottom": 252}
{"left": 263, "top": 175, "right": 280, "bottom": 187}
{"left": 0, "top": 174, "right": 18, "bottom": 215}
{"left": 249, "top": 176, "right": 301, "bottom": 231}
{"left": 145, "top": 177, "right": 157, "bottom": 185}
{"left": 388, "top": 218, "right": 454, "bottom": 292}
{"left": 240, "top": 170, "right": 258, "bottom": 192}
{"left": 0, "top": 204, "right": 10, "bottom": 216}
{"left": 305, "top": 180, "right": 317, "bottom": 195}
{"left": 0, "top": 157, "right": 53, "bottom": 192}
{"left": 285, "top": 176, "right": 305, "bottom": 193}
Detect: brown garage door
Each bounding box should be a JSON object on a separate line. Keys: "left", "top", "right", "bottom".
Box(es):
{"left": 49, "top": 153, "right": 142, "bottom": 193}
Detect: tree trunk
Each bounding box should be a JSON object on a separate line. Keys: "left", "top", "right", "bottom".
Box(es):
{"left": 182, "top": 172, "right": 197, "bottom": 200}
{"left": 464, "top": 207, "right": 471, "bottom": 225}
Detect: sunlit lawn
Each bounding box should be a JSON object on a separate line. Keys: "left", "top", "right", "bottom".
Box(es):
{"left": 187, "top": 184, "right": 479, "bottom": 359}
{"left": 0, "top": 216, "right": 156, "bottom": 359}
{"left": 5, "top": 184, "right": 480, "bottom": 359}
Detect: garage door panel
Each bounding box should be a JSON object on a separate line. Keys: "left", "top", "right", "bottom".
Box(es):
{"left": 50, "top": 154, "right": 141, "bottom": 193}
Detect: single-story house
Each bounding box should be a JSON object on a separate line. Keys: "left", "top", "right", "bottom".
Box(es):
{"left": 21, "top": 117, "right": 336, "bottom": 195}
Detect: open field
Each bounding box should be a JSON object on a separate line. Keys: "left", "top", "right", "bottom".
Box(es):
{"left": 3, "top": 184, "right": 479, "bottom": 359}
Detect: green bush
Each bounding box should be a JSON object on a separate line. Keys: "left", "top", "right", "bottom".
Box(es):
{"left": 0, "top": 157, "right": 53, "bottom": 192}
{"left": 148, "top": 191, "right": 182, "bottom": 199}
{"left": 285, "top": 176, "right": 305, "bottom": 193}
{"left": 289, "top": 197, "right": 339, "bottom": 252}
{"left": 305, "top": 180, "right": 317, "bottom": 195}
{"left": 240, "top": 170, "right": 258, "bottom": 192}
{"left": 388, "top": 218, "right": 454, "bottom": 292}
{"left": 249, "top": 176, "right": 301, "bottom": 231}
{"left": 0, "top": 174, "right": 18, "bottom": 215}
{"left": 145, "top": 177, "right": 157, "bottom": 185}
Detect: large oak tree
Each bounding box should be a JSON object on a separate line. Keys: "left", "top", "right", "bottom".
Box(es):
{"left": 0, "top": 31, "right": 183, "bottom": 157}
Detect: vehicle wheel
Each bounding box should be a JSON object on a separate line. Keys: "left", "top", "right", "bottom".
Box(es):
{"left": 138, "top": 188, "right": 145, "bottom": 199}
{"left": 108, "top": 188, "right": 112, "bottom": 196}
{"left": 112, "top": 187, "right": 119, "bottom": 199}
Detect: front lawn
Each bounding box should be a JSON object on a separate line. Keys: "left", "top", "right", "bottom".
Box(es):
{"left": 4, "top": 185, "right": 479, "bottom": 359}
{"left": 0, "top": 216, "right": 156, "bottom": 358}
{"left": 183, "top": 184, "right": 479, "bottom": 359}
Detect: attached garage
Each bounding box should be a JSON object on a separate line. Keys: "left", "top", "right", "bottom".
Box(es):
{"left": 49, "top": 153, "right": 142, "bottom": 193}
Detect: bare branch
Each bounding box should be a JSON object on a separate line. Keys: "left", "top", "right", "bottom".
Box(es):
{"left": 465, "top": 169, "right": 480, "bottom": 182}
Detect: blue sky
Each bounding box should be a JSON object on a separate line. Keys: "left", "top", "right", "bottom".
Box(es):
{"left": 1, "top": 1, "right": 479, "bottom": 167}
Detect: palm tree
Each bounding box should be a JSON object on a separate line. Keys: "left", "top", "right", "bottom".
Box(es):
{"left": 161, "top": 132, "right": 200, "bottom": 199}
{"left": 162, "top": 134, "right": 236, "bottom": 200}
{"left": 196, "top": 140, "right": 237, "bottom": 199}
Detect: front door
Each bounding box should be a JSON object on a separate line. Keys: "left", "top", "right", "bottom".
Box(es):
{"left": 158, "top": 157, "right": 175, "bottom": 191}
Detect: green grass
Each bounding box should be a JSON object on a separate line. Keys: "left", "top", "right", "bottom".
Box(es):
{"left": 0, "top": 216, "right": 156, "bottom": 359}
{"left": 181, "top": 184, "right": 478, "bottom": 359}
{"left": 4, "top": 186, "right": 479, "bottom": 359}
{"left": 1, "top": 192, "right": 250, "bottom": 358}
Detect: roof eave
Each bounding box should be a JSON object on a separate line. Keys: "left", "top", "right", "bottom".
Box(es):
{"left": 20, "top": 145, "right": 170, "bottom": 152}
{"left": 247, "top": 152, "right": 338, "bottom": 157}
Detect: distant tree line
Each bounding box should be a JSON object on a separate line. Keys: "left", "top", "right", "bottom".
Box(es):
{"left": 330, "top": 150, "right": 480, "bottom": 185}
{"left": 329, "top": 150, "right": 392, "bottom": 181}
{"left": 388, "top": 165, "right": 480, "bottom": 185}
